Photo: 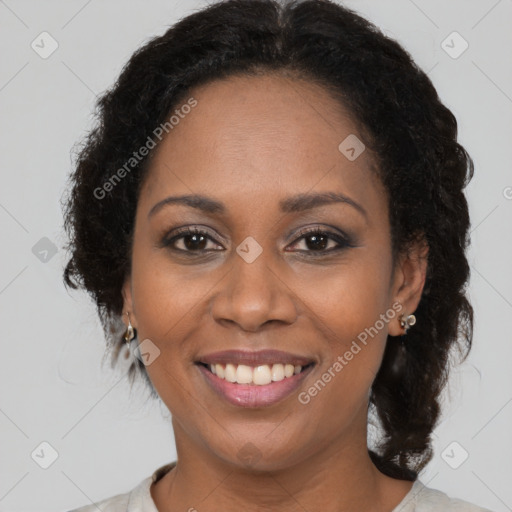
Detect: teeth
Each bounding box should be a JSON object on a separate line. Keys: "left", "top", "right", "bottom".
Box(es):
{"left": 216, "top": 364, "right": 225, "bottom": 379}
{"left": 225, "top": 363, "right": 237, "bottom": 383}
{"left": 253, "top": 365, "right": 272, "bottom": 385}
{"left": 206, "top": 362, "right": 307, "bottom": 385}
{"left": 271, "top": 363, "right": 284, "bottom": 381}
{"left": 236, "top": 364, "right": 253, "bottom": 384}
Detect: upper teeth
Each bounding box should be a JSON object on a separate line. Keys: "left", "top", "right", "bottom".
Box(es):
{"left": 209, "top": 363, "right": 303, "bottom": 385}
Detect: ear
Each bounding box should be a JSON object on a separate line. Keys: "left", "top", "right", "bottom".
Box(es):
{"left": 388, "top": 235, "right": 429, "bottom": 336}
{"left": 121, "top": 277, "right": 138, "bottom": 329}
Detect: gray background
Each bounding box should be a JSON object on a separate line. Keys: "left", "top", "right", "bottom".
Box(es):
{"left": 0, "top": 0, "right": 511, "bottom": 510}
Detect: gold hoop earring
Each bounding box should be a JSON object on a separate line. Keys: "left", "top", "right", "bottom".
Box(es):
{"left": 124, "top": 312, "right": 135, "bottom": 346}
{"left": 399, "top": 313, "right": 416, "bottom": 333}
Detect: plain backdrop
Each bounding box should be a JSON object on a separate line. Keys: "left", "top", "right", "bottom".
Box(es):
{"left": 0, "top": 0, "right": 511, "bottom": 511}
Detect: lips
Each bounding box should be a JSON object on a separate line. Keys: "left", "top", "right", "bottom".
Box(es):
{"left": 195, "top": 349, "right": 316, "bottom": 367}
{"left": 197, "top": 363, "right": 315, "bottom": 407}
{"left": 194, "top": 349, "right": 316, "bottom": 407}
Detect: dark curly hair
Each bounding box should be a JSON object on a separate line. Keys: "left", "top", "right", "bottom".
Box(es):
{"left": 62, "top": 0, "right": 474, "bottom": 480}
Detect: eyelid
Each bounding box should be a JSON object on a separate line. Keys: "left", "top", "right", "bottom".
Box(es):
{"left": 160, "top": 225, "right": 226, "bottom": 247}
{"left": 291, "top": 224, "right": 353, "bottom": 242}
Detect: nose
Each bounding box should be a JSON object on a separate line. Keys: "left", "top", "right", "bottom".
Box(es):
{"left": 210, "top": 250, "right": 298, "bottom": 333}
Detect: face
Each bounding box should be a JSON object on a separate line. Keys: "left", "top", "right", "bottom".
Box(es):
{"left": 122, "top": 73, "right": 426, "bottom": 471}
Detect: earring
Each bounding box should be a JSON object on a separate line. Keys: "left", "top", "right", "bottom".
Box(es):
{"left": 124, "top": 312, "right": 135, "bottom": 346}
{"left": 399, "top": 313, "right": 416, "bottom": 333}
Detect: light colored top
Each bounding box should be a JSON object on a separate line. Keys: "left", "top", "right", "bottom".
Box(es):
{"left": 66, "top": 461, "right": 493, "bottom": 512}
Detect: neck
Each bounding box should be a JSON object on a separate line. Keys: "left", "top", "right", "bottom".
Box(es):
{"left": 151, "top": 414, "right": 413, "bottom": 512}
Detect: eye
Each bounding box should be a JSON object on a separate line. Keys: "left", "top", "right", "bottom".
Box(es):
{"left": 287, "top": 227, "right": 353, "bottom": 253}
{"left": 160, "top": 225, "right": 354, "bottom": 255}
{"left": 161, "top": 227, "right": 223, "bottom": 253}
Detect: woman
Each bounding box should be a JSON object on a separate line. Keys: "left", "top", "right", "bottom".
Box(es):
{"left": 62, "top": 0, "right": 491, "bottom": 510}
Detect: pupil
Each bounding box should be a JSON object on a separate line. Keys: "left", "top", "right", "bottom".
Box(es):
{"left": 184, "top": 234, "right": 206, "bottom": 250}
{"left": 306, "top": 234, "right": 327, "bottom": 251}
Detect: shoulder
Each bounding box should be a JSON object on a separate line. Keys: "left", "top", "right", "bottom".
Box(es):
{"left": 394, "top": 480, "right": 494, "bottom": 512}
{"left": 65, "top": 462, "right": 176, "bottom": 512}
{"left": 65, "top": 488, "right": 132, "bottom": 512}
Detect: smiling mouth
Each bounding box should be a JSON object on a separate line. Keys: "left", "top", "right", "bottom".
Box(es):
{"left": 195, "top": 362, "right": 315, "bottom": 386}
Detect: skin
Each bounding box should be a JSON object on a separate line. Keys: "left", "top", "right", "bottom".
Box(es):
{"left": 122, "top": 73, "right": 428, "bottom": 512}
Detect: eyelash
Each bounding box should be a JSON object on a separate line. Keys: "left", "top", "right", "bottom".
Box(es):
{"left": 160, "top": 226, "right": 354, "bottom": 256}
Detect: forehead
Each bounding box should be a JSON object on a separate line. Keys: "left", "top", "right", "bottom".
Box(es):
{"left": 139, "top": 73, "right": 384, "bottom": 219}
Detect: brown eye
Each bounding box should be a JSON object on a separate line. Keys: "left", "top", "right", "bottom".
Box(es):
{"left": 181, "top": 231, "right": 208, "bottom": 251}
{"left": 287, "top": 228, "right": 354, "bottom": 254}
{"left": 162, "top": 227, "right": 223, "bottom": 253}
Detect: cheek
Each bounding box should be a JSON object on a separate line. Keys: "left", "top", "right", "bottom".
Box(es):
{"left": 296, "top": 293, "right": 389, "bottom": 440}
{"left": 129, "top": 257, "right": 201, "bottom": 417}
{"left": 128, "top": 243, "right": 203, "bottom": 394}
{"left": 130, "top": 242, "right": 206, "bottom": 341}
{"left": 296, "top": 251, "right": 393, "bottom": 402}
{"left": 298, "top": 250, "right": 393, "bottom": 339}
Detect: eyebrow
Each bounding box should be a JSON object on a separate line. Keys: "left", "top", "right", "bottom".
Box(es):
{"left": 147, "top": 191, "right": 367, "bottom": 219}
